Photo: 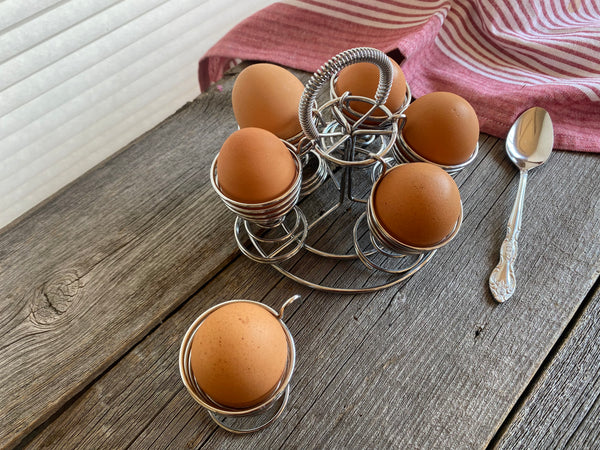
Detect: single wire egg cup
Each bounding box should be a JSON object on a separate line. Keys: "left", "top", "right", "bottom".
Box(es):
{"left": 210, "top": 141, "right": 308, "bottom": 264}
{"left": 393, "top": 131, "right": 479, "bottom": 176}
{"left": 179, "top": 296, "right": 299, "bottom": 433}
{"left": 353, "top": 162, "right": 463, "bottom": 277}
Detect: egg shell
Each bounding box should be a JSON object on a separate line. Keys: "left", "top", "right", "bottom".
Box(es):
{"left": 190, "top": 301, "right": 288, "bottom": 409}
{"left": 232, "top": 63, "right": 305, "bottom": 140}
{"left": 402, "top": 91, "right": 479, "bottom": 166}
{"left": 217, "top": 127, "right": 297, "bottom": 204}
{"left": 373, "top": 162, "right": 461, "bottom": 248}
{"left": 334, "top": 58, "right": 407, "bottom": 116}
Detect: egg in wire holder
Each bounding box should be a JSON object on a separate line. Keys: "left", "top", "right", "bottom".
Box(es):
{"left": 179, "top": 295, "right": 299, "bottom": 433}
{"left": 354, "top": 160, "right": 463, "bottom": 274}
{"left": 211, "top": 140, "right": 309, "bottom": 263}
{"left": 212, "top": 47, "right": 465, "bottom": 293}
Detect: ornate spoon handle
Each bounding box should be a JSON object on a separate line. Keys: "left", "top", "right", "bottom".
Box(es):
{"left": 489, "top": 169, "right": 528, "bottom": 303}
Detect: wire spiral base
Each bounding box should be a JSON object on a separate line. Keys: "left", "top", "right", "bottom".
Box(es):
{"left": 234, "top": 206, "right": 309, "bottom": 264}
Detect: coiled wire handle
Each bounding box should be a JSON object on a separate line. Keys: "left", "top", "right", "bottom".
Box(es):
{"left": 298, "top": 47, "right": 394, "bottom": 142}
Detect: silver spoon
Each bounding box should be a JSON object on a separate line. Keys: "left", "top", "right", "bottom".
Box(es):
{"left": 489, "top": 107, "right": 554, "bottom": 303}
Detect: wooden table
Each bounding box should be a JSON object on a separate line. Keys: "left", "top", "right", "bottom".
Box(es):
{"left": 2, "top": 65, "right": 599, "bottom": 449}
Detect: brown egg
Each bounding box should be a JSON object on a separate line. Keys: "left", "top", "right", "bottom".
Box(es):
{"left": 402, "top": 91, "right": 479, "bottom": 166}
{"left": 334, "top": 58, "right": 407, "bottom": 116}
{"left": 373, "top": 162, "right": 461, "bottom": 248}
{"left": 217, "top": 127, "right": 297, "bottom": 204}
{"left": 190, "top": 301, "right": 288, "bottom": 409}
{"left": 232, "top": 63, "right": 305, "bottom": 140}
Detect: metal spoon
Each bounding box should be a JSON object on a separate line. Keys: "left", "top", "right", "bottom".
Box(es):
{"left": 489, "top": 107, "right": 554, "bottom": 303}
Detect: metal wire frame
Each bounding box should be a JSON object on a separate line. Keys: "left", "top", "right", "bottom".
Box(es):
{"left": 234, "top": 206, "right": 308, "bottom": 264}
{"left": 210, "top": 140, "right": 302, "bottom": 227}
{"left": 210, "top": 47, "right": 465, "bottom": 293}
{"left": 299, "top": 47, "right": 395, "bottom": 144}
{"left": 393, "top": 132, "right": 479, "bottom": 176}
{"left": 328, "top": 72, "right": 412, "bottom": 124}
{"left": 179, "top": 296, "right": 299, "bottom": 433}
{"left": 364, "top": 181, "right": 464, "bottom": 257}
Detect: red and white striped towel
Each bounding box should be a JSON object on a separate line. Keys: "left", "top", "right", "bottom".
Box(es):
{"left": 199, "top": 0, "right": 600, "bottom": 152}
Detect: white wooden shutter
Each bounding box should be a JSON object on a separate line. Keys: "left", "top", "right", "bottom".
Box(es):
{"left": 0, "top": 0, "right": 277, "bottom": 229}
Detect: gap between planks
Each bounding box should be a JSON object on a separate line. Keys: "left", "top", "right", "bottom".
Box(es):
{"left": 488, "top": 274, "right": 600, "bottom": 448}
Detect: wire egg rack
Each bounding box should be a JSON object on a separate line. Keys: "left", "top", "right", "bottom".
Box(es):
{"left": 211, "top": 47, "right": 472, "bottom": 293}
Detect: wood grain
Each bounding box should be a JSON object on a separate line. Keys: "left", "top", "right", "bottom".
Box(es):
{"left": 4, "top": 66, "right": 600, "bottom": 449}
{"left": 21, "top": 129, "right": 600, "bottom": 448}
{"left": 493, "top": 282, "right": 600, "bottom": 449}
{"left": 0, "top": 78, "right": 241, "bottom": 448}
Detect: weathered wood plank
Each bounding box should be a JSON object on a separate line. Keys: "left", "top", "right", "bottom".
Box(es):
{"left": 21, "top": 189, "right": 384, "bottom": 447}
{"left": 0, "top": 77, "right": 242, "bottom": 447}
{"left": 22, "top": 129, "right": 600, "bottom": 449}
{"left": 568, "top": 403, "right": 600, "bottom": 449}
{"left": 493, "top": 281, "right": 600, "bottom": 449}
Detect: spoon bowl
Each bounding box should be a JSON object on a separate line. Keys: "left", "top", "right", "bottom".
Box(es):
{"left": 489, "top": 107, "right": 554, "bottom": 303}
{"left": 506, "top": 107, "right": 554, "bottom": 170}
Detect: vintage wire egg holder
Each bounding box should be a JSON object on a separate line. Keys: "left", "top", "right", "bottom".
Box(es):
{"left": 211, "top": 140, "right": 309, "bottom": 264}
{"left": 212, "top": 47, "right": 467, "bottom": 293}
{"left": 179, "top": 295, "right": 299, "bottom": 433}
{"left": 354, "top": 161, "right": 463, "bottom": 275}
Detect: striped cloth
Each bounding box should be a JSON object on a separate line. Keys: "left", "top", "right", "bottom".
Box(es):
{"left": 199, "top": 0, "right": 600, "bottom": 152}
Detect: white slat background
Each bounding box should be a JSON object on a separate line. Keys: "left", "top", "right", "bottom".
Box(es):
{"left": 0, "top": 0, "right": 277, "bottom": 229}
